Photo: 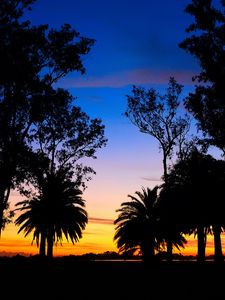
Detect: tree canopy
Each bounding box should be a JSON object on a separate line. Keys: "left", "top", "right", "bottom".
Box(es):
{"left": 179, "top": 0, "right": 225, "bottom": 153}
{"left": 15, "top": 168, "right": 88, "bottom": 258}
{"left": 125, "top": 77, "right": 190, "bottom": 183}
{"left": 0, "top": 0, "right": 106, "bottom": 232}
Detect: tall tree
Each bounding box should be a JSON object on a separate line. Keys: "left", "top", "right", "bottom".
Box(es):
{"left": 156, "top": 187, "right": 188, "bottom": 258}
{"left": 179, "top": 0, "right": 225, "bottom": 262}
{"left": 125, "top": 77, "right": 190, "bottom": 260}
{"left": 15, "top": 167, "right": 88, "bottom": 258}
{"left": 114, "top": 186, "right": 160, "bottom": 263}
{"left": 32, "top": 87, "right": 107, "bottom": 190}
{"left": 0, "top": 0, "right": 95, "bottom": 231}
{"left": 163, "top": 149, "right": 225, "bottom": 262}
{"left": 15, "top": 86, "right": 106, "bottom": 256}
{"left": 179, "top": 0, "right": 225, "bottom": 153}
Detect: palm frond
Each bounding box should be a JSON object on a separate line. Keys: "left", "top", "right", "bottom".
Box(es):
{"left": 15, "top": 170, "right": 88, "bottom": 256}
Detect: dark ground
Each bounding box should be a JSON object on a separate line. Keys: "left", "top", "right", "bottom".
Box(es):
{"left": 0, "top": 256, "right": 224, "bottom": 299}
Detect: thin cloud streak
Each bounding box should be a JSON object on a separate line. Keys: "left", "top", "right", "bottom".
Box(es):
{"left": 141, "top": 176, "right": 162, "bottom": 182}
{"left": 89, "top": 217, "right": 114, "bottom": 225}
{"left": 60, "top": 68, "right": 196, "bottom": 88}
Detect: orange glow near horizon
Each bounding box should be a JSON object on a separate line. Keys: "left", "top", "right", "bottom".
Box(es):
{"left": 1, "top": 219, "right": 224, "bottom": 257}
{"left": 1, "top": 0, "right": 225, "bottom": 262}
{"left": 0, "top": 218, "right": 117, "bottom": 257}
{"left": 2, "top": 177, "right": 225, "bottom": 258}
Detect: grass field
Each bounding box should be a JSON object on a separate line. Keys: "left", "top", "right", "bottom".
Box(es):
{"left": 0, "top": 256, "right": 224, "bottom": 299}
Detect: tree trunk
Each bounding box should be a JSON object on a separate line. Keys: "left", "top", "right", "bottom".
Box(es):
{"left": 163, "top": 152, "right": 173, "bottom": 262}
{"left": 0, "top": 184, "right": 11, "bottom": 233}
{"left": 197, "top": 226, "right": 205, "bottom": 263}
{"left": 0, "top": 193, "right": 5, "bottom": 232}
{"left": 213, "top": 225, "right": 223, "bottom": 263}
{"left": 141, "top": 237, "right": 155, "bottom": 264}
{"left": 162, "top": 154, "right": 168, "bottom": 185}
{"left": 47, "top": 230, "right": 54, "bottom": 259}
{"left": 166, "top": 240, "right": 173, "bottom": 262}
{"left": 39, "top": 231, "right": 46, "bottom": 257}
{"left": 47, "top": 240, "right": 53, "bottom": 258}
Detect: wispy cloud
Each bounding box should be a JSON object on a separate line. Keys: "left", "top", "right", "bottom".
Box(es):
{"left": 88, "top": 217, "right": 114, "bottom": 225}
{"left": 59, "top": 68, "right": 196, "bottom": 89}
{"left": 141, "top": 176, "right": 162, "bottom": 182}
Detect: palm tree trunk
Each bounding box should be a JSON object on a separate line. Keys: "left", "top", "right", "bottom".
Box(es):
{"left": 141, "top": 238, "right": 155, "bottom": 263}
{"left": 197, "top": 226, "right": 205, "bottom": 263}
{"left": 39, "top": 231, "right": 46, "bottom": 257}
{"left": 47, "top": 229, "right": 54, "bottom": 258}
{"left": 213, "top": 225, "right": 223, "bottom": 263}
{"left": 166, "top": 240, "right": 173, "bottom": 262}
{"left": 47, "top": 239, "right": 53, "bottom": 258}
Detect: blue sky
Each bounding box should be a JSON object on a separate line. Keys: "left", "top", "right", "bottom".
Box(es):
{"left": 3, "top": 0, "right": 223, "bottom": 257}
{"left": 9, "top": 0, "right": 220, "bottom": 255}
{"left": 24, "top": 0, "right": 201, "bottom": 216}
{"left": 26, "top": 0, "right": 199, "bottom": 125}
{"left": 28, "top": 0, "right": 199, "bottom": 74}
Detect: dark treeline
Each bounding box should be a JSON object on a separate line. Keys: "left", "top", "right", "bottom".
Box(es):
{"left": 0, "top": 0, "right": 225, "bottom": 264}
{"left": 0, "top": 0, "right": 107, "bottom": 258}
{"left": 114, "top": 0, "right": 225, "bottom": 264}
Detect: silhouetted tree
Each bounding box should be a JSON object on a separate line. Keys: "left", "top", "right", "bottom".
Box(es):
{"left": 179, "top": 0, "right": 225, "bottom": 262}
{"left": 125, "top": 77, "right": 190, "bottom": 260}
{"left": 0, "top": 0, "right": 95, "bottom": 231}
{"left": 15, "top": 167, "right": 88, "bottom": 258}
{"left": 156, "top": 188, "right": 187, "bottom": 257}
{"left": 163, "top": 149, "right": 225, "bottom": 262}
{"left": 179, "top": 0, "right": 225, "bottom": 153}
{"left": 114, "top": 186, "right": 160, "bottom": 263}
{"left": 14, "top": 86, "right": 106, "bottom": 256}
{"left": 32, "top": 87, "right": 107, "bottom": 190}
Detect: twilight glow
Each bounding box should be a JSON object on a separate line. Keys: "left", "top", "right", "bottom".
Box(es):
{"left": 1, "top": 0, "right": 224, "bottom": 257}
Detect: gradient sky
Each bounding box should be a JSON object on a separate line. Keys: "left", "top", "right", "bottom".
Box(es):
{"left": 1, "top": 0, "right": 223, "bottom": 256}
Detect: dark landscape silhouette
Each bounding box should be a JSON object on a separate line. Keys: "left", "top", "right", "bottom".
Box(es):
{"left": 0, "top": 0, "right": 225, "bottom": 299}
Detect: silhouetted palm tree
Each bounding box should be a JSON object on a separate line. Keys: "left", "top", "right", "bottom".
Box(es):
{"left": 163, "top": 149, "right": 225, "bottom": 262}
{"left": 15, "top": 169, "right": 88, "bottom": 258}
{"left": 114, "top": 186, "right": 160, "bottom": 263}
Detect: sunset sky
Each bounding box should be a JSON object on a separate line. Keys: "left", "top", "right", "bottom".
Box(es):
{"left": 1, "top": 0, "right": 223, "bottom": 257}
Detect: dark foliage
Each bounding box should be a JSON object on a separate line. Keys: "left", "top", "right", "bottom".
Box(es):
{"left": 0, "top": 0, "right": 107, "bottom": 233}
{"left": 179, "top": 0, "right": 225, "bottom": 153}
